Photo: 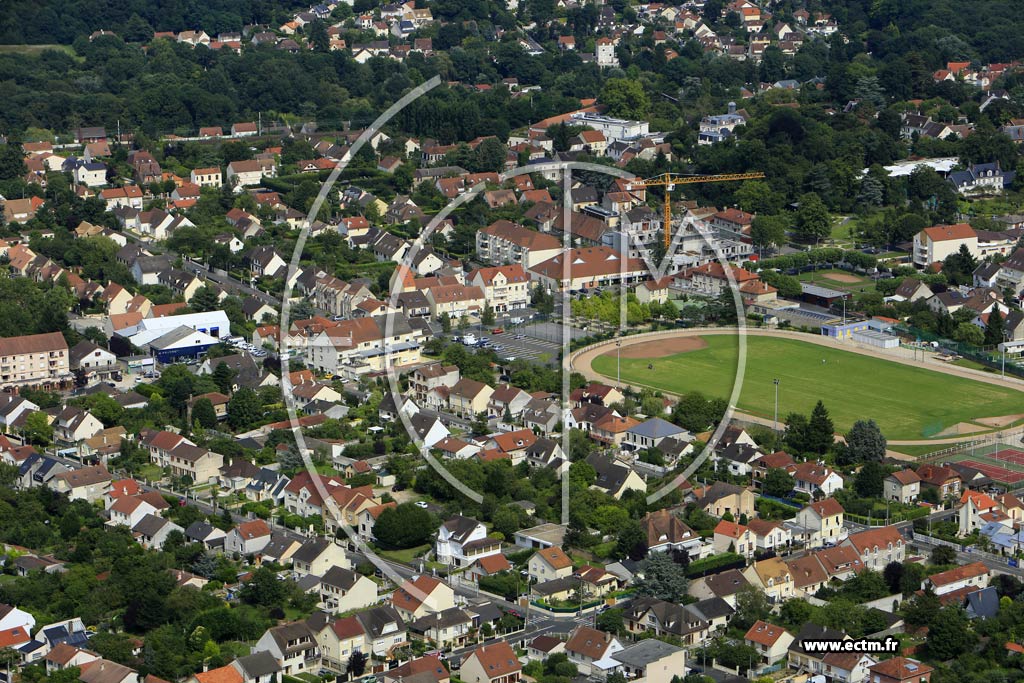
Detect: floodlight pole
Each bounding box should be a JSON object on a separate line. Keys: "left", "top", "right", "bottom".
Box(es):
{"left": 773, "top": 378, "right": 780, "bottom": 431}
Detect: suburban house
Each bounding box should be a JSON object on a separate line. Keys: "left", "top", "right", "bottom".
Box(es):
{"left": 746, "top": 518, "right": 792, "bottom": 552}
{"left": 391, "top": 575, "right": 456, "bottom": 620}
{"left": 884, "top": 469, "right": 921, "bottom": 504}
{"left": 869, "top": 657, "right": 933, "bottom": 683}
{"left": 923, "top": 561, "right": 990, "bottom": 597}
{"left": 528, "top": 546, "right": 574, "bottom": 583}
{"left": 791, "top": 462, "right": 844, "bottom": 498}
{"left": 842, "top": 526, "right": 906, "bottom": 570}
{"left": 959, "top": 490, "right": 1001, "bottom": 535}
{"left": 917, "top": 464, "right": 962, "bottom": 498}
{"left": 713, "top": 520, "right": 755, "bottom": 558}
{"left": 565, "top": 626, "right": 625, "bottom": 676}
{"left": 225, "top": 519, "right": 272, "bottom": 556}
{"left": 743, "top": 557, "right": 794, "bottom": 603}
{"left": 609, "top": 640, "right": 686, "bottom": 683}
{"left": 744, "top": 620, "right": 794, "bottom": 664}
{"left": 253, "top": 622, "right": 321, "bottom": 675}
{"left": 460, "top": 641, "right": 521, "bottom": 683}
{"left": 291, "top": 538, "right": 350, "bottom": 577}
{"left": 319, "top": 566, "right": 378, "bottom": 613}
{"left": 586, "top": 453, "right": 646, "bottom": 499}
{"left": 409, "top": 607, "right": 473, "bottom": 649}
{"left": 624, "top": 597, "right": 709, "bottom": 646}
{"left": 641, "top": 509, "right": 704, "bottom": 557}
{"left": 435, "top": 515, "right": 503, "bottom": 567}
{"left": 696, "top": 482, "right": 756, "bottom": 519}
{"left": 447, "top": 379, "right": 494, "bottom": 419}
{"left": 794, "top": 498, "right": 846, "bottom": 548}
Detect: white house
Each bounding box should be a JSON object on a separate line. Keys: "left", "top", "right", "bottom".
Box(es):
{"left": 565, "top": 626, "right": 624, "bottom": 676}
{"left": 254, "top": 622, "right": 321, "bottom": 675}
{"left": 435, "top": 515, "right": 502, "bottom": 568}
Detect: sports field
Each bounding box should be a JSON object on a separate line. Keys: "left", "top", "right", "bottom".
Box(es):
{"left": 589, "top": 335, "right": 1024, "bottom": 440}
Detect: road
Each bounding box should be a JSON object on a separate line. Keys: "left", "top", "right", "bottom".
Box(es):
{"left": 912, "top": 533, "right": 1024, "bottom": 578}
{"left": 183, "top": 260, "right": 279, "bottom": 306}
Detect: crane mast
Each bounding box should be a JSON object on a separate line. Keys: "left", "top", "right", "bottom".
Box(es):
{"left": 626, "top": 172, "right": 766, "bottom": 249}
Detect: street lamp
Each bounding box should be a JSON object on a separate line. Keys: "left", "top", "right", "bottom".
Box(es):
{"left": 773, "top": 378, "right": 780, "bottom": 431}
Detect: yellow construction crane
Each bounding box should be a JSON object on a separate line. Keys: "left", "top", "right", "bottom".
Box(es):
{"left": 626, "top": 172, "right": 766, "bottom": 249}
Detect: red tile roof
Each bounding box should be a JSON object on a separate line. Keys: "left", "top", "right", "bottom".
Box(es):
{"left": 464, "top": 641, "right": 521, "bottom": 679}
{"left": 745, "top": 620, "right": 789, "bottom": 647}
{"left": 927, "top": 561, "right": 988, "bottom": 587}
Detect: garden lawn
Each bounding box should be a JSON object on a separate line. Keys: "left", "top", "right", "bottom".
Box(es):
{"left": 590, "top": 335, "right": 1023, "bottom": 440}
{"left": 375, "top": 543, "right": 430, "bottom": 564}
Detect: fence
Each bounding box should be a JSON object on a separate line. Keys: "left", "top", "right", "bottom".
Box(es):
{"left": 845, "top": 507, "right": 931, "bottom": 526}
{"left": 911, "top": 532, "right": 963, "bottom": 551}
{"left": 914, "top": 426, "right": 1024, "bottom": 473}
{"left": 893, "top": 323, "right": 1024, "bottom": 381}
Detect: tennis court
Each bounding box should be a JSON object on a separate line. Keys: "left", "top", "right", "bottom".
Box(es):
{"left": 958, "top": 459, "right": 1024, "bottom": 484}
{"left": 989, "top": 448, "right": 1024, "bottom": 466}
{"left": 923, "top": 439, "right": 1024, "bottom": 485}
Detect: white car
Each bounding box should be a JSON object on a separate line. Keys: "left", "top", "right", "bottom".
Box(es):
{"left": 415, "top": 501, "right": 429, "bottom": 509}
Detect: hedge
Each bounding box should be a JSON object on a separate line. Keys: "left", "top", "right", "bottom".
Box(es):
{"left": 685, "top": 552, "right": 745, "bottom": 578}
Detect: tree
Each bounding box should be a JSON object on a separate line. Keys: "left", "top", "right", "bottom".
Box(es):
{"left": 439, "top": 312, "right": 452, "bottom": 333}
{"left": 192, "top": 398, "right": 218, "bottom": 429}
{"left": 952, "top": 322, "right": 984, "bottom": 346}
{"left": 23, "top": 411, "right": 53, "bottom": 445}
{"left": 634, "top": 551, "right": 688, "bottom": 603}
{"left": 854, "top": 461, "right": 885, "bottom": 497}
{"left": 190, "top": 285, "right": 220, "bottom": 312}
{"left": 614, "top": 519, "right": 648, "bottom": 561}
{"left": 239, "top": 567, "right": 287, "bottom": 607}
{"left": 750, "top": 214, "right": 788, "bottom": 250}
{"left": 481, "top": 302, "right": 496, "bottom": 327}
{"left": 930, "top": 545, "right": 957, "bottom": 566}
{"left": 211, "top": 361, "right": 237, "bottom": 395}
{"left": 600, "top": 78, "right": 650, "bottom": 119}
{"left": 532, "top": 285, "right": 554, "bottom": 315}
{"left": 308, "top": 19, "right": 329, "bottom": 52}
{"left": 844, "top": 420, "right": 887, "bottom": 464}
{"left": 733, "top": 583, "right": 772, "bottom": 630}
{"left": 471, "top": 411, "right": 490, "bottom": 436}
{"left": 904, "top": 591, "right": 941, "bottom": 628}
{"left": 984, "top": 306, "right": 1005, "bottom": 346}
{"left": 736, "top": 180, "right": 783, "bottom": 215}
{"left": 763, "top": 467, "right": 795, "bottom": 497}
{"left": 596, "top": 607, "right": 625, "bottom": 635}
{"left": 804, "top": 401, "right": 835, "bottom": 455}
{"left": 926, "top": 606, "right": 976, "bottom": 660}
{"left": 227, "top": 388, "right": 262, "bottom": 430}
{"left": 794, "top": 192, "right": 832, "bottom": 243}
{"left": 347, "top": 651, "right": 368, "bottom": 677}
{"left": 373, "top": 503, "right": 438, "bottom": 548}
{"left": 883, "top": 561, "right": 904, "bottom": 594}
{"left": 473, "top": 138, "right": 508, "bottom": 173}
{"left": 780, "top": 598, "right": 814, "bottom": 630}
{"left": 784, "top": 412, "right": 809, "bottom": 453}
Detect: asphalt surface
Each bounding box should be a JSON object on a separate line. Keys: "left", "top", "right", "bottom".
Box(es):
{"left": 183, "top": 260, "right": 279, "bottom": 305}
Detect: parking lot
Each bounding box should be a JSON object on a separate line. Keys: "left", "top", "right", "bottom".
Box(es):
{"left": 463, "top": 320, "right": 589, "bottom": 366}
